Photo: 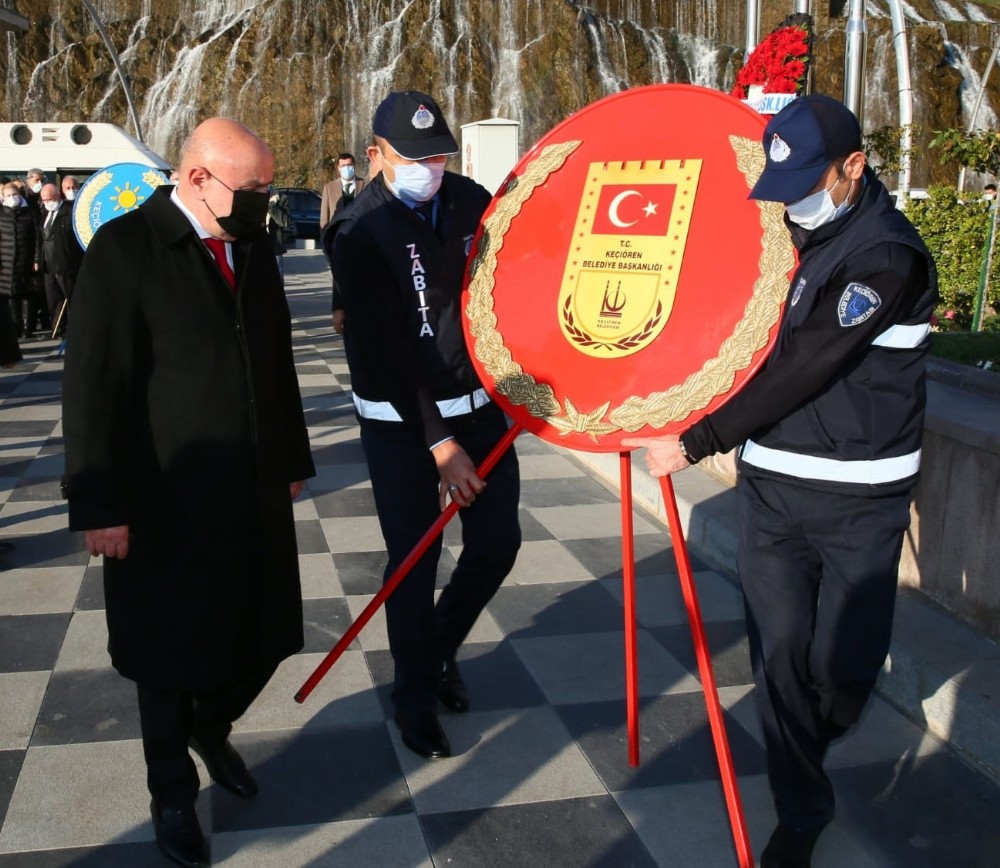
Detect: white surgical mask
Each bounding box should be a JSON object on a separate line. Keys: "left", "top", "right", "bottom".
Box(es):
{"left": 339, "top": 164, "right": 355, "bottom": 182}
{"left": 382, "top": 151, "right": 445, "bottom": 203}
{"left": 64, "top": 188, "right": 78, "bottom": 201}
{"left": 28, "top": 181, "right": 42, "bottom": 194}
{"left": 43, "top": 200, "right": 59, "bottom": 212}
{"left": 3, "top": 196, "right": 18, "bottom": 208}
{"left": 785, "top": 164, "right": 854, "bottom": 231}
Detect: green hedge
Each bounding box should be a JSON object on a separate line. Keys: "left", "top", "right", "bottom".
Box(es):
{"left": 930, "top": 331, "right": 1000, "bottom": 370}
{"left": 905, "top": 185, "right": 999, "bottom": 330}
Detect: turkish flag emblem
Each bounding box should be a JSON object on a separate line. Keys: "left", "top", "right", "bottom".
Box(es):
{"left": 590, "top": 184, "right": 675, "bottom": 236}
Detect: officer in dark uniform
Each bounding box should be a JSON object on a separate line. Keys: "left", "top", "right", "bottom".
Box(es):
{"left": 624, "top": 95, "right": 937, "bottom": 868}
{"left": 324, "top": 91, "right": 521, "bottom": 760}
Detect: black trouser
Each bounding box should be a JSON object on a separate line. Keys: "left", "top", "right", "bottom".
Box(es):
{"left": 9, "top": 292, "right": 50, "bottom": 337}
{"left": 43, "top": 272, "right": 74, "bottom": 332}
{"left": 136, "top": 665, "right": 275, "bottom": 808}
{"left": 738, "top": 473, "right": 911, "bottom": 831}
{"left": 360, "top": 402, "right": 521, "bottom": 711}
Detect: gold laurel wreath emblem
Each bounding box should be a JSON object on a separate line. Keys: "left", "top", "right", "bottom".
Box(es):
{"left": 74, "top": 170, "right": 113, "bottom": 248}
{"left": 465, "top": 135, "right": 793, "bottom": 441}
{"left": 561, "top": 296, "right": 664, "bottom": 353}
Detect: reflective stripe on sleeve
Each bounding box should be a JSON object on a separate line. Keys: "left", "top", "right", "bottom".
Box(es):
{"left": 871, "top": 322, "right": 930, "bottom": 349}
{"left": 353, "top": 388, "right": 490, "bottom": 422}
{"left": 741, "top": 439, "right": 921, "bottom": 485}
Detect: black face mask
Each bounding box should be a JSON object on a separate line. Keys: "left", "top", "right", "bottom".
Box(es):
{"left": 206, "top": 172, "right": 270, "bottom": 238}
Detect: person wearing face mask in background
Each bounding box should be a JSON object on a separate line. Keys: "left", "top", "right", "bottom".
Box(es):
{"left": 320, "top": 152, "right": 368, "bottom": 229}
{"left": 323, "top": 90, "right": 521, "bottom": 761}
{"left": 322, "top": 153, "right": 368, "bottom": 333}
{"left": 39, "top": 181, "right": 84, "bottom": 337}
{"left": 25, "top": 168, "right": 45, "bottom": 213}
{"left": 0, "top": 179, "right": 41, "bottom": 341}
{"left": 62, "top": 118, "right": 314, "bottom": 868}
{"left": 0, "top": 182, "right": 24, "bottom": 367}
{"left": 623, "top": 94, "right": 937, "bottom": 868}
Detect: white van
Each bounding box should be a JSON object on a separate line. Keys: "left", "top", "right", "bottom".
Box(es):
{"left": 0, "top": 122, "right": 169, "bottom": 182}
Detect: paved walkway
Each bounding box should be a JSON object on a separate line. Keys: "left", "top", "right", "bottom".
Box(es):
{"left": 1, "top": 250, "right": 999, "bottom": 867}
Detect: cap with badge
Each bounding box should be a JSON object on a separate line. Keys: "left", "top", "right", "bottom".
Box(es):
{"left": 749, "top": 94, "right": 862, "bottom": 204}
{"left": 372, "top": 91, "right": 459, "bottom": 161}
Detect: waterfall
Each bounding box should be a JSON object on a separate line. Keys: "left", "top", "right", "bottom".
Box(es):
{"left": 576, "top": 9, "right": 627, "bottom": 94}
{"left": 932, "top": 0, "right": 966, "bottom": 19}
{"left": 676, "top": 33, "right": 728, "bottom": 89}
{"left": 4, "top": 33, "right": 21, "bottom": 121}
{"left": 490, "top": 0, "right": 548, "bottom": 123}
{"left": 946, "top": 38, "right": 999, "bottom": 129}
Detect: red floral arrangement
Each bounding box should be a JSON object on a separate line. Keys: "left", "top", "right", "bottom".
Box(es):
{"left": 732, "top": 14, "right": 813, "bottom": 100}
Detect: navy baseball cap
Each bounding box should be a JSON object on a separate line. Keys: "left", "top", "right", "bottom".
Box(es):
{"left": 372, "top": 91, "right": 458, "bottom": 160}
{"left": 749, "top": 94, "right": 862, "bottom": 204}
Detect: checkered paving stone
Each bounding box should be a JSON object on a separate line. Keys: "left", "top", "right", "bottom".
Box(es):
{"left": 0, "top": 250, "right": 998, "bottom": 867}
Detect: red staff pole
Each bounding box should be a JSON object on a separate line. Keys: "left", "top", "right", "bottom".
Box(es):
{"left": 294, "top": 422, "right": 524, "bottom": 704}
{"left": 659, "top": 475, "right": 753, "bottom": 868}
{"left": 619, "top": 453, "right": 641, "bottom": 767}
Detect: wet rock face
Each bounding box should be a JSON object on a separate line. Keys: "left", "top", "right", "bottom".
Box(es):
{"left": 0, "top": 0, "right": 994, "bottom": 189}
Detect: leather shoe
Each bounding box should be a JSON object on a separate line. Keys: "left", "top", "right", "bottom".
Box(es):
{"left": 760, "top": 823, "right": 822, "bottom": 868}
{"left": 150, "top": 800, "right": 209, "bottom": 868}
{"left": 189, "top": 736, "right": 258, "bottom": 798}
{"left": 438, "top": 658, "right": 469, "bottom": 713}
{"left": 394, "top": 706, "right": 451, "bottom": 758}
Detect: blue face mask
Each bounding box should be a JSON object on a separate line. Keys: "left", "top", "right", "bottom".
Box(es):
{"left": 382, "top": 150, "right": 445, "bottom": 203}
{"left": 339, "top": 164, "right": 355, "bottom": 182}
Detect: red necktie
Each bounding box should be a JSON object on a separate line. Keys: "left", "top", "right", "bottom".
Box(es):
{"left": 203, "top": 237, "right": 237, "bottom": 293}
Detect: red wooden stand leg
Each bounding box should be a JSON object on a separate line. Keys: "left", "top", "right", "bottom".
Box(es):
{"left": 619, "top": 453, "right": 640, "bottom": 767}
{"left": 294, "top": 422, "right": 524, "bottom": 704}
{"left": 659, "top": 476, "right": 753, "bottom": 868}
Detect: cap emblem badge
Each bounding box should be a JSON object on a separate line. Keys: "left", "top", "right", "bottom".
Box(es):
{"left": 769, "top": 133, "right": 791, "bottom": 163}
{"left": 411, "top": 105, "right": 435, "bottom": 130}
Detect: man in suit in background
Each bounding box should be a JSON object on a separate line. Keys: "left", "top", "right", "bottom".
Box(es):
{"left": 38, "top": 182, "right": 83, "bottom": 336}
{"left": 319, "top": 152, "right": 367, "bottom": 229}
{"left": 63, "top": 117, "right": 315, "bottom": 868}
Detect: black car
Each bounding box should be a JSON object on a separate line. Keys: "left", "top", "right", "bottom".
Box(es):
{"left": 274, "top": 187, "right": 321, "bottom": 241}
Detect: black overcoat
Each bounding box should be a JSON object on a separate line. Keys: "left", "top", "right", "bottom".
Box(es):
{"left": 62, "top": 185, "right": 315, "bottom": 691}
{"left": 0, "top": 204, "right": 38, "bottom": 297}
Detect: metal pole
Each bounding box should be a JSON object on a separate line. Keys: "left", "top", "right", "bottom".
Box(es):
{"left": 958, "top": 40, "right": 1000, "bottom": 195}
{"left": 295, "top": 423, "right": 523, "bottom": 703}
{"left": 794, "top": 0, "right": 809, "bottom": 13}
{"left": 973, "top": 204, "right": 998, "bottom": 332}
{"left": 660, "top": 475, "right": 753, "bottom": 868}
{"left": 619, "top": 453, "right": 640, "bottom": 767}
{"left": 888, "top": 0, "right": 913, "bottom": 197}
{"left": 745, "top": 0, "right": 760, "bottom": 59}
{"left": 81, "top": 0, "right": 144, "bottom": 143}
{"left": 844, "top": 0, "right": 868, "bottom": 129}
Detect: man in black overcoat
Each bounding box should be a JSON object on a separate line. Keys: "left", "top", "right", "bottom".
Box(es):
{"left": 62, "top": 118, "right": 315, "bottom": 868}
{"left": 38, "top": 182, "right": 83, "bottom": 336}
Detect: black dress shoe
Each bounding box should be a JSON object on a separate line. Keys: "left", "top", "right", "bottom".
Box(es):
{"left": 439, "top": 658, "right": 469, "bottom": 713}
{"left": 189, "top": 736, "right": 258, "bottom": 798}
{"left": 760, "top": 823, "right": 822, "bottom": 868}
{"left": 150, "top": 800, "right": 209, "bottom": 868}
{"left": 394, "top": 707, "right": 451, "bottom": 758}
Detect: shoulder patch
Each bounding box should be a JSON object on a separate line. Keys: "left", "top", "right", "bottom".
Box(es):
{"left": 837, "top": 282, "right": 881, "bottom": 327}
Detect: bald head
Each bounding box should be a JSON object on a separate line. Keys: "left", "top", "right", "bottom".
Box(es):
{"left": 176, "top": 117, "right": 274, "bottom": 241}
{"left": 179, "top": 118, "right": 272, "bottom": 175}
{"left": 40, "top": 184, "right": 61, "bottom": 210}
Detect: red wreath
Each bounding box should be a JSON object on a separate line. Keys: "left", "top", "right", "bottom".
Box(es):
{"left": 732, "top": 15, "right": 813, "bottom": 100}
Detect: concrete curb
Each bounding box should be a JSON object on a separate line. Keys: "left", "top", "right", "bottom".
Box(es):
{"left": 568, "top": 448, "right": 1000, "bottom": 784}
